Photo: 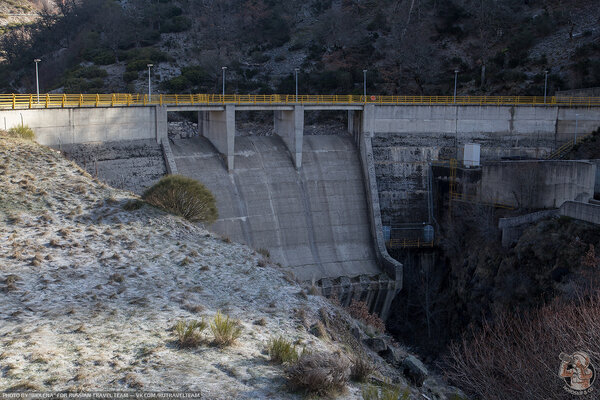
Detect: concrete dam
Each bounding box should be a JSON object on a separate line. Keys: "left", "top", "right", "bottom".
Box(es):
{"left": 3, "top": 98, "right": 600, "bottom": 317}
{"left": 171, "top": 134, "right": 379, "bottom": 282}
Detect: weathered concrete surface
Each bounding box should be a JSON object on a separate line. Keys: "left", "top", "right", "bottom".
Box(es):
{"left": 274, "top": 105, "right": 304, "bottom": 169}
{"left": 481, "top": 160, "right": 596, "bottom": 209}
{"left": 498, "top": 209, "right": 560, "bottom": 247}
{"left": 356, "top": 105, "right": 403, "bottom": 319}
{"left": 60, "top": 139, "right": 167, "bottom": 194}
{"left": 198, "top": 105, "right": 235, "bottom": 170}
{"left": 369, "top": 106, "right": 600, "bottom": 225}
{"left": 171, "top": 134, "right": 380, "bottom": 282}
{"left": 0, "top": 107, "right": 163, "bottom": 145}
{"left": 560, "top": 201, "right": 600, "bottom": 225}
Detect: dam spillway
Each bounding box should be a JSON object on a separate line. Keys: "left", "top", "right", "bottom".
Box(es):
{"left": 170, "top": 134, "right": 380, "bottom": 282}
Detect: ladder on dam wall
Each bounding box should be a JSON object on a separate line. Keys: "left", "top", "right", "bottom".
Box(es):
{"left": 546, "top": 131, "right": 596, "bottom": 160}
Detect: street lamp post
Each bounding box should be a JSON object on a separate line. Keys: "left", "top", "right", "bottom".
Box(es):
{"left": 363, "top": 69, "right": 367, "bottom": 102}
{"left": 222, "top": 67, "right": 227, "bottom": 97}
{"left": 34, "top": 59, "right": 41, "bottom": 104}
{"left": 544, "top": 70, "right": 549, "bottom": 104}
{"left": 575, "top": 113, "right": 581, "bottom": 145}
{"left": 453, "top": 69, "right": 459, "bottom": 104}
{"left": 147, "top": 64, "right": 153, "bottom": 102}
{"left": 294, "top": 68, "right": 299, "bottom": 102}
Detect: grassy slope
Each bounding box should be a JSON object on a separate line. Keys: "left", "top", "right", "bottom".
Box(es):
{"left": 0, "top": 134, "right": 461, "bottom": 398}
{"left": 0, "top": 135, "right": 340, "bottom": 396}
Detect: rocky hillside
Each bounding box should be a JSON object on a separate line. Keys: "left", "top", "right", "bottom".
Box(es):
{"left": 0, "top": 134, "right": 461, "bottom": 398}
{"left": 1, "top": 0, "right": 599, "bottom": 96}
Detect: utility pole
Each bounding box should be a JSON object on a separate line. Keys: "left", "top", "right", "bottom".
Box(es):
{"left": 34, "top": 59, "right": 41, "bottom": 104}
{"left": 295, "top": 68, "right": 299, "bottom": 102}
{"left": 363, "top": 69, "right": 367, "bottom": 102}
{"left": 147, "top": 64, "right": 153, "bottom": 101}
{"left": 575, "top": 113, "right": 580, "bottom": 145}
{"left": 453, "top": 69, "right": 459, "bottom": 104}
{"left": 222, "top": 66, "right": 227, "bottom": 97}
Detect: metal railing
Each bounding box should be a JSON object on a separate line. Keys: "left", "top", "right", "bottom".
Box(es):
{"left": 388, "top": 238, "right": 435, "bottom": 249}
{"left": 546, "top": 131, "right": 595, "bottom": 160}
{"left": 1, "top": 93, "right": 600, "bottom": 110}
{"left": 450, "top": 192, "right": 515, "bottom": 210}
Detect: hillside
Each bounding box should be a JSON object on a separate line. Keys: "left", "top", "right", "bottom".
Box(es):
{"left": 0, "top": 0, "right": 599, "bottom": 96}
{"left": 0, "top": 134, "right": 460, "bottom": 398}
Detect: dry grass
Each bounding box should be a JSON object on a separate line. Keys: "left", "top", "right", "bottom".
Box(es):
{"left": 210, "top": 311, "right": 243, "bottom": 347}
{"left": 285, "top": 352, "right": 350, "bottom": 396}
{"left": 267, "top": 336, "right": 299, "bottom": 364}
{"left": 175, "top": 319, "right": 207, "bottom": 348}
{"left": 350, "top": 354, "right": 374, "bottom": 382}
{"left": 257, "top": 248, "right": 270, "bottom": 258}
{"left": 347, "top": 300, "right": 386, "bottom": 333}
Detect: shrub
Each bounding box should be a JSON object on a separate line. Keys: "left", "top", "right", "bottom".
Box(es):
{"left": 126, "top": 59, "right": 153, "bottom": 72}
{"left": 72, "top": 66, "right": 108, "bottom": 79}
{"left": 142, "top": 175, "right": 218, "bottom": 223}
{"left": 444, "top": 293, "right": 600, "bottom": 400}
{"left": 210, "top": 311, "right": 242, "bottom": 347}
{"left": 175, "top": 319, "right": 207, "bottom": 348}
{"left": 123, "top": 71, "right": 139, "bottom": 83}
{"left": 267, "top": 336, "right": 299, "bottom": 364}
{"left": 257, "top": 248, "right": 270, "bottom": 258}
{"left": 347, "top": 300, "right": 385, "bottom": 333}
{"left": 7, "top": 125, "right": 35, "bottom": 140}
{"left": 350, "top": 355, "right": 374, "bottom": 382}
{"left": 160, "top": 16, "right": 192, "bottom": 33}
{"left": 285, "top": 352, "right": 350, "bottom": 396}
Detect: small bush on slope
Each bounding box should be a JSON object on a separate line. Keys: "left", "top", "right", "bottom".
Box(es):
{"left": 4, "top": 125, "right": 35, "bottom": 140}
{"left": 142, "top": 175, "right": 218, "bottom": 223}
{"left": 175, "top": 319, "right": 207, "bottom": 348}
{"left": 210, "top": 311, "right": 242, "bottom": 347}
{"left": 267, "top": 336, "right": 299, "bottom": 364}
{"left": 285, "top": 352, "right": 350, "bottom": 396}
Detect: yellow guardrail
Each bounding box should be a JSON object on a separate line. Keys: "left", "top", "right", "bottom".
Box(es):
{"left": 450, "top": 192, "right": 515, "bottom": 210}
{"left": 388, "top": 238, "right": 435, "bottom": 249}
{"left": 1, "top": 94, "right": 600, "bottom": 109}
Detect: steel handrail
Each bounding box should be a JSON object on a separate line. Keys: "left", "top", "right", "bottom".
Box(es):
{"left": 1, "top": 94, "right": 600, "bottom": 110}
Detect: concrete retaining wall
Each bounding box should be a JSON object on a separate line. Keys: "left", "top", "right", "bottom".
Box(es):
{"left": 560, "top": 201, "right": 600, "bottom": 225}
{"left": 60, "top": 139, "right": 167, "bottom": 194}
{"left": 481, "top": 160, "right": 596, "bottom": 209}
{"left": 0, "top": 107, "right": 165, "bottom": 146}
{"left": 498, "top": 209, "right": 559, "bottom": 247}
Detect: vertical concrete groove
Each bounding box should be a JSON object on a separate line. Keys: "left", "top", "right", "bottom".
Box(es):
{"left": 229, "top": 173, "right": 253, "bottom": 246}
{"left": 249, "top": 138, "right": 289, "bottom": 266}
{"left": 296, "top": 169, "right": 324, "bottom": 278}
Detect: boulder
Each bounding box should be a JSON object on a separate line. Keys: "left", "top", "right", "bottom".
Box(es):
{"left": 402, "top": 355, "right": 429, "bottom": 387}
{"left": 363, "top": 336, "right": 387, "bottom": 353}
{"left": 380, "top": 344, "right": 407, "bottom": 367}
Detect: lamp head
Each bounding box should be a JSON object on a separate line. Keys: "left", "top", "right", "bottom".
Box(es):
{"left": 34, "top": 59, "right": 41, "bottom": 63}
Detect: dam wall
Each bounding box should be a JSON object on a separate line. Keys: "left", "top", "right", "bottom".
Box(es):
{"left": 0, "top": 106, "right": 166, "bottom": 146}
{"left": 367, "top": 105, "right": 600, "bottom": 225}
{"left": 171, "top": 134, "right": 379, "bottom": 282}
